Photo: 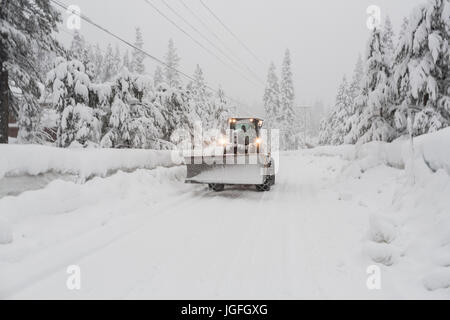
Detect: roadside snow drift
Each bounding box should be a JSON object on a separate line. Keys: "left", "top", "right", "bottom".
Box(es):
{"left": 0, "top": 145, "right": 179, "bottom": 181}
{"left": 300, "top": 128, "right": 450, "bottom": 295}
{"left": 304, "top": 127, "right": 450, "bottom": 175}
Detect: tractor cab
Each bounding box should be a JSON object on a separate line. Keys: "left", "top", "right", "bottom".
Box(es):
{"left": 225, "top": 118, "right": 264, "bottom": 155}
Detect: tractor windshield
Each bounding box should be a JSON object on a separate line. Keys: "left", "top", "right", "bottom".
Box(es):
{"left": 231, "top": 119, "right": 258, "bottom": 145}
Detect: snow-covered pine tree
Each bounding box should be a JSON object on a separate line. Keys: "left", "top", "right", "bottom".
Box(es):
{"left": 46, "top": 57, "right": 100, "bottom": 147}
{"left": 102, "top": 44, "right": 122, "bottom": 82}
{"left": 0, "top": 0, "right": 61, "bottom": 143}
{"left": 382, "top": 15, "right": 396, "bottom": 66}
{"left": 113, "top": 45, "right": 121, "bottom": 75}
{"left": 190, "top": 65, "right": 212, "bottom": 126}
{"left": 393, "top": 0, "right": 450, "bottom": 136}
{"left": 164, "top": 39, "right": 181, "bottom": 88}
{"left": 398, "top": 17, "right": 410, "bottom": 43}
{"left": 330, "top": 76, "right": 353, "bottom": 145}
{"left": 346, "top": 28, "right": 394, "bottom": 144}
{"left": 211, "top": 85, "right": 230, "bottom": 129}
{"left": 131, "top": 27, "right": 146, "bottom": 75}
{"left": 101, "top": 76, "right": 132, "bottom": 148}
{"left": 123, "top": 50, "right": 131, "bottom": 72}
{"left": 319, "top": 76, "right": 352, "bottom": 145}
{"left": 263, "top": 62, "right": 281, "bottom": 130}
{"left": 92, "top": 44, "right": 104, "bottom": 82}
{"left": 102, "top": 44, "right": 117, "bottom": 82}
{"left": 154, "top": 66, "right": 164, "bottom": 89}
{"left": 101, "top": 70, "right": 159, "bottom": 149}
{"left": 318, "top": 116, "right": 332, "bottom": 145}
{"left": 83, "top": 44, "right": 96, "bottom": 80}
{"left": 137, "top": 79, "right": 166, "bottom": 149}
{"left": 155, "top": 82, "right": 194, "bottom": 143}
{"left": 279, "top": 49, "right": 297, "bottom": 150}
{"left": 344, "top": 54, "right": 365, "bottom": 143}
{"left": 348, "top": 54, "right": 365, "bottom": 101}
{"left": 70, "top": 31, "right": 86, "bottom": 62}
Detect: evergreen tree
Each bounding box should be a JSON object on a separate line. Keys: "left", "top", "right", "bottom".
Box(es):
{"left": 100, "top": 44, "right": 121, "bottom": 82}
{"left": 70, "top": 31, "right": 86, "bottom": 62}
{"left": 318, "top": 117, "right": 332, "bottom": 145}
{"left": 263, "top": 62, "right": 281, "bottom": 130}
{"left": 190, "top": 64, "right": 212, "bottom": 125}
{"left": 92, "top": 43, "right": 104, "bottom": 82}
{"left": 348, "top": 54, "right": 364, "bottom": 101}
{"left": 156, "top": 84, "right": 194, "bottom": 142}
{"left": 346, "top": 28, "right": 394, "bottom": 143}
{"left": 319, "top": 77, "right": 352, "bottom": 145}
{"left": 212, "top": 86, "right": 230, "bottom": 129}
{"left": 0, "top": 0, "right": 61, "bottom": 143}
{"left": 344, "top": 54, "right": 365, "bottom": 143}
{"left": 83, "top": 44, "right": 95, "bottom": 79}
{"left": 382, "top": 15, "right": 396, "bottom": 65}
{"left": 279, "top": 49, "right": 296, "bottom": 150}
{"left": 123, "top": 50, "right": 131, "bottom": 72}
{"left": 398, "top": 17, "right": 410, "bottom": 42}
{"left": 46, "top": 57, "right": 100, "bottom": 147}
{"left": 102, "top": 44, "right": 116, "bottom": 82}
{"left": 164, "top": 39, "right": 181, "bottom": 88}
{"left": 393, "top": 0, "right": 450, "bottom": 136}
{"left": 113, "top": 45, "right": 121, "bottom": 74}
{"left": 330, "top": 76, "right": 353, "bottom": 145}
{"left": 101, "top": 70, "right": 155, "bottom": 148}
{"left": 131, "top": 27, "right": 146, "bottom": 75}
{"left": 154, "top": 66, "right": 164, "bottom": 88}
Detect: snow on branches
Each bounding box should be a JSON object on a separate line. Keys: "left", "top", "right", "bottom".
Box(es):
{"left": 320, "top": 0, "right": 449, "bottom": 146}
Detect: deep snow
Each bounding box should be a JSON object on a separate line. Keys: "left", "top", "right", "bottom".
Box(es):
{"left": 0, "top": 145, "right": 179, "bottom": 198}
{"left": 0, "top": 131, "right": 450, "bottom": 299}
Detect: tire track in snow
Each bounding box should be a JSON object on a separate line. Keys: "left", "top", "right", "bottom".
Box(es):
{"left": 216, "top": 188, "right": 272, "bottom": 297}
{"left": 1, "top": 171, "right": 211, "bottom": 298}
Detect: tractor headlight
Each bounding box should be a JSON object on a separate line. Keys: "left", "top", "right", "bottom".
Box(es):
{"left": 219, "top": 136, "right": 228, "bottom": 146}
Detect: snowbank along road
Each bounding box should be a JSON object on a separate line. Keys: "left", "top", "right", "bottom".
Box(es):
{"left": 0, "top": 150, "right": 449, "bottom": 299}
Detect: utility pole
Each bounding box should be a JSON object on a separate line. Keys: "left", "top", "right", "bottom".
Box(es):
{"left": 0, "top": 0, "right": 10, "bottom": 144}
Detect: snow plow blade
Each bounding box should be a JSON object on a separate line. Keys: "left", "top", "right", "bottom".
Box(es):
{"left": 185, "top": 154, "right": 273, "bottom": 185}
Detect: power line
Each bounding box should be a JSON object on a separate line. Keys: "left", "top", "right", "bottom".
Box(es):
{"left": 49, "top": 0, "right": 245, "bottom": 108}
{"left": 199, "top": 0, "right": 266, "bottom": 67}
{"left": 162, "top": 0, "right": 265, "bottom": 85}
{"left": 159, "top": 0, "right": 248, "bottom": 77}
{"left": 143, "top": 0, "right": 263, "bottom": 89}
{"left": 177, "top": 0, "right": 265, "bottom": 85}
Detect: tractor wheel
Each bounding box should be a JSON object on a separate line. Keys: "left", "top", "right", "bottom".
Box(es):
{"left": 256, "top": 176, "right": 271, "bottom": 192}
{"left": 269, "top": 175, "right": 276, "bottom": 186}
{"left": 210, "top": 184, "right": 225, "bottom": 192}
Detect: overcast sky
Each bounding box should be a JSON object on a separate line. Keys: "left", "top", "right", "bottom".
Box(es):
{"left": 56, "top": 0, "right": 425, "bottom": 113}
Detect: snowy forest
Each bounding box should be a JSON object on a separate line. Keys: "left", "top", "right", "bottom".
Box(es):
{"left": 319, "top": 0, "right": 449, "bottom": 146}
{"left": 0, "top": 2, "right": 232, "bottom": 150}
{"left": 0, "top": 0, "right": 449, "bottom": 151}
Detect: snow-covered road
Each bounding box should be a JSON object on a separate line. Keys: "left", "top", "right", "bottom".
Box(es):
{"left": 0, "top": 152, "right": 448, "bottom": 299}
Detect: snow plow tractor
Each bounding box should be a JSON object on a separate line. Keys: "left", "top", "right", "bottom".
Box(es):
{"left": 185, "top": 118, "right": 276, "bottom": 192}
